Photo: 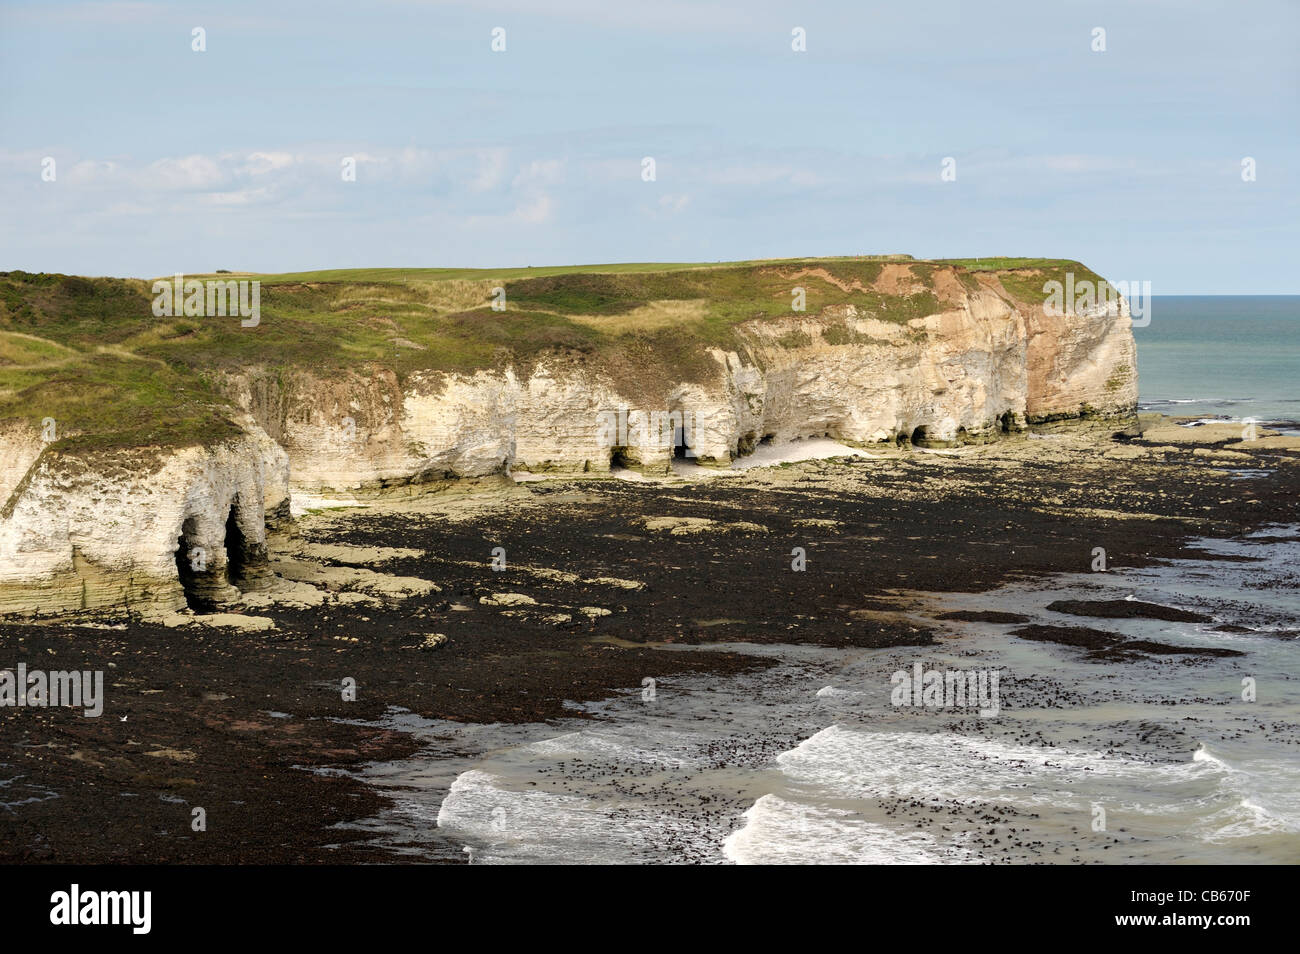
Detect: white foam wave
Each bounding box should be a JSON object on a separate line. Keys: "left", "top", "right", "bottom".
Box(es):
{"left": 1190, "top": 746, "right": 1300, "bottom": 840}
{"left": 723, "top": 794, "right": 958, "bottom": 864}
{"left": 759, "top": 729, "right": 1299, "bottom": 850}
{"left": 436, "top": 768, "right": 711, "bottom": 863}
{"left": 773, "top": 725, "right": 1179, "bottom": 808}
{"left": 1192, "top": 743, "right": 1232, "bottom": 771}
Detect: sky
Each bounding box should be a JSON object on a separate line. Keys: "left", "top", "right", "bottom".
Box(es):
{"left": 1, "top": 0, "right": 1297, "bottom": 292}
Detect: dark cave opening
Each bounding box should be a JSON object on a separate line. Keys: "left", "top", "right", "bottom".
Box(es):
{"left": 174, "top": 516, "right": 206, "bottom": 610}
{"left": 224, "top": 503, "right": 248, "bottom": 587}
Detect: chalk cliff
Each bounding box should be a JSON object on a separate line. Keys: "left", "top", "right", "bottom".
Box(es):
{"left": 0, "top": 261, "right": 1137, "bottom": 615}
{"left": 217, "top": 278, "right": 1136, "bottom": 484}
{"left": 0, "top": 419, "right": 288, "bottom": 614}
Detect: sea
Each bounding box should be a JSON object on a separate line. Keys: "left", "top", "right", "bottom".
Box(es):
{"left": 338, "top": 296, "right": 1300, "bottom": 864}
{"left": 1136, "top": 296, "right": 1300, "bottom": 429}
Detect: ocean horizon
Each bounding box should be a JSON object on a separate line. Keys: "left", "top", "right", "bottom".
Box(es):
{"left": 1137, "top": 295, "right": 1300, "bottom": 426}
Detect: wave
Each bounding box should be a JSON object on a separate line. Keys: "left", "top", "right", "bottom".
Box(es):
{"left": 723, "top": 793, "right": 959, "bottom": 865}
{"left": 771, "top": 725, "right": 1171, "bottom": 806}
{"left": 1191, "top": 745, "right": 1300, "bottom": 840}
{"left": 732, "top": 728, "right": 1299, "bottom": 859}
{"left": 436, "top": 767, "right": 717, "bottom": 864}
{"left": 1192, "top": 743, "right": 1233, "bottom": 771}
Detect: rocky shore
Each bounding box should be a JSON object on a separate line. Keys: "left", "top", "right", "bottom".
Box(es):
{"left": 1, "top": 417, "right": 1296, "bottom": 862}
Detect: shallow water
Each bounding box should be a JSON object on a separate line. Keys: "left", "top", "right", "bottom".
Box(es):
{"left": 351, "top": 526, "right": 1300, "bottom": 864}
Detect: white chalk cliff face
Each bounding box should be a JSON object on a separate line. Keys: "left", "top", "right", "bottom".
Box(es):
{"left": 0, "top": 278, "right": 1136, "bottom": 615}
{"left": 0, "top": 418, "right": 288, "bottom": 615}
{"left": 222, "top": 285, "right": 1137, "bottom": 484}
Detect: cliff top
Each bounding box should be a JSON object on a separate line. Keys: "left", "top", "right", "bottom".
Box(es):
{"left": 0, "top": 256, "right": 1105, "bottom": 454}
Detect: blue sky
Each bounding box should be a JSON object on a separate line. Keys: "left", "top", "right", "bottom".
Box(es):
{"left": 1, "top": 0, "right": 1296, "bottom": 291}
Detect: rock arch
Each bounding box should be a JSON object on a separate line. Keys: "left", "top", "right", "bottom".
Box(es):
{"left": 223, "top": 493, "right": 272, "bottom": 590}
{"left": 173, "top": 513, "right": 231, "bottom": 610}
{"left": 172, "top": 493, "right": 271, "bottom": 610}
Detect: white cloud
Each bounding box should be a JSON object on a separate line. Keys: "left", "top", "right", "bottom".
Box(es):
{"left": 654, "top": 193, "right": 690, "bottom": 216}
{"left": 512, "top": 158, "right": 565, "bottom": 188}
{"left": 1041, "top": 155, "right": 1139, "bottom": 174}
{"left": 0, "top": 144, "right": 576, "bottom": 241}
{"left": 199, "top": 187, "right": 275, "bottom": 206}
{"left": 513, "top": 194, "right": 553, "bottom": 224}
{"left": 240, "top": 152, "right": 297, "bottom": 175}
{"left": 696, "top": 162, "right": 827, "bottom": 188}
{"left": 63, "top": 159, "right": 121, "bottom": 184}
{"left": 469, "top": 148, "right": 509, "bottom": 191}
{"left": 147, "top": 154, "right": 228, "bottom": 189}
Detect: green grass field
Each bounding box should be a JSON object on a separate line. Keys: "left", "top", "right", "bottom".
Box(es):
{"left": 0, "top": 256, "right": 1103, "bottom": 454}
{"left": 180, "top": 254, "right": 919, "bottom": 285}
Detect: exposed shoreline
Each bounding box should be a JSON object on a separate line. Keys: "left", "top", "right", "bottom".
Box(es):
{"left": 2, "top": 418, "right": 1297, "bottom": 862}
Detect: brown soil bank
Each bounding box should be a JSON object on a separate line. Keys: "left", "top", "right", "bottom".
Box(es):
{"left": 1, "top": 424, "right": 1297, "bottom": 862}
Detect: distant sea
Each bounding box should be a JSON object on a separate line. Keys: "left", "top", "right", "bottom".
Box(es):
{"left": 1136, "top": 296, "right": 1300, "bottom": 427}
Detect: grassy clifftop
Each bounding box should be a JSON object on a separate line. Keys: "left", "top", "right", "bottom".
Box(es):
{"left": 0, "top": 256, "right": 1104, "bottom": 454}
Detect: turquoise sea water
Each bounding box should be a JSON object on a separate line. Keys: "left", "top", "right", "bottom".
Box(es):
{"left": 1136, "top": 296, "right": 1300, "bottom": 426}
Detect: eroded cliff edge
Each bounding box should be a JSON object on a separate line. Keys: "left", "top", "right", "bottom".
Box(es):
{"left": 0, "top": 258, "right": 1136, "bottom": 614}
{"left": 217, "top": 268, "right": 1135, "bottom": 485}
